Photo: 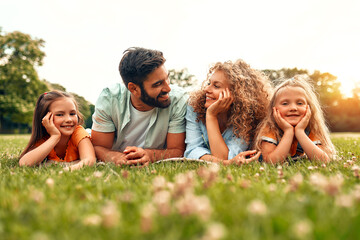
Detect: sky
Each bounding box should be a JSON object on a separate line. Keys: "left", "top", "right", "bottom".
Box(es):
{"left": 1, "top": 0, "right": 360, "bottom": 103}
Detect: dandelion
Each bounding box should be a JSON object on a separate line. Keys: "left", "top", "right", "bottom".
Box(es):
{"left": 288, "top": 172, "right": 303, "bottom": 191}
{"left": 347, "top": 160, "right": 354, "bottom": 165}
{"left": 101, "top": 201, "right": 120, "bottom": 228}
{"left": 93, "top": 171, "right": 103, "bottom": 178}
{"left": 174, "top": 171, "right": 195, "bottom": 197}
{"left": 197, "top": 166, "right": 218, "bottom": 189}
{"left": 336, "top": 194, "right": 353, "bottom": 208}
{"left": 120, "top": 191, "right": 134, "bottom": 203}
{"left": 140, "top": 203, "right": 156, "bottom": 233}
{"left": 226, "top": 173, "right": 233, "bottom": 182}
{"left": 239, "top": 179, "right": 251, "bottom": 189}
{"left": 307, "top": 166, "right": 314, "bottom": 170}
{"left": 268, "top": 184, "right": 277, "bottom": 192}
{"left": 121, "top": 170, "right": 129, "bottom": 179}
{"left": 254, "top": 173, "right": 260, "bottom": 178}
{"left": 83, "top": 214, "right": 102, "bottom": 226}
{"left": 30, "top": 189, "right": 44, "bottom": 203}
{"left": 292, "top": 219, "right": 313, "bottom": 239}
{"left": 45, "top": 178, "right": 54, "bottom": 188}
{"left": 175, "top": 193, "right": 212, "bottom": 221}
{"left": 201, "top": 222, "right": 227, "bottom": 240}
{"left": 352, "top": 156, "right": 357, "bottom": 161}
{"left": 247, "top": 200, "right": 267, "bottom": 216}
{"left": 153, "top": 190, "right": 171, "bottom": 216}
{"left": 352, "top": 165, "right": 360, "bottom": 178}
{"left": 259, "top": 166, "right": 265, "bottom": 172}
{"left": 321, "top": 163, "right": 327, "bottom": 168}
{"left": 152, "top": 176, "right": 167, "bottom": 192}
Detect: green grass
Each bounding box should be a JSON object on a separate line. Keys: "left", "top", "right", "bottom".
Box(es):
{"left": 1, "top": 134, "right": 360, "bottom": 240}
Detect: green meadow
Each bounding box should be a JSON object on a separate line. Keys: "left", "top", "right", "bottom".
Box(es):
{"left": 1, "top": 134, "right": 360, "bottom": 240}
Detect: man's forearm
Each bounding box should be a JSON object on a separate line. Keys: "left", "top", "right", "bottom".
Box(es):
{"left": 145, "top": 148, "right": 184, "bottom": 162}
{"left": 94, "top": 146, "right": 126, "bottom": 163}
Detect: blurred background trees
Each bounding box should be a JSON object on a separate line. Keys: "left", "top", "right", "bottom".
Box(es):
{"left": 0, "top": 29, "right": 93, "bottom": 133}
{"left": 1, "top": 28, "right": 359, "bottom": 133}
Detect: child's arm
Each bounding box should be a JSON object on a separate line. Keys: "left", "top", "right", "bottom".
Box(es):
{"left": 19, "top": 112, "right": 61, "bottom": 166}
{"left": 295, "top": 107, "right": 330, "bottom": 162}
{"left": 206, "top": 89, "right": 233, "bottom": 159}
{"left": 65, "top": 137, "right": 96, "bottom": 171}
{"left": 261, "top": 108, "right": 294, "bottom": 164}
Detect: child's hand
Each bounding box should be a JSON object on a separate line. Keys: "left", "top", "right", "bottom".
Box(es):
{"left": 42, "top": 112, "right": 61, "bottom": 137}
{"left": 273, "top": 107, "right": 293, "bottom": 133}
{"left": 295, "top": 105, "right": 311, "bottom": 132}
{"left": 206, "top": 88, "right": 233, "bottom": 117}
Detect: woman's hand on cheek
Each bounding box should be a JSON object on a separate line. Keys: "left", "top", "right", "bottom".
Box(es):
{"left": 273, "top": 107, "right": 293, "bottom": 132}
{"left": 42, "top": 112, "right": 61, "bottom": 137}
{"left": 206, "top": 88, "right": 233, "bottom": 117}
{"left": 295, "top": 105, "right": 311, "bottom": 132}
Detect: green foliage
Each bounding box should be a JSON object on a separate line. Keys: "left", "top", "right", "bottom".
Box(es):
{"left": 1, "top": 134, "right": 360, "bottom": 239}
{"left": 47, "top": 81, "right": 94, "bottom": 128}
{"left": 262, "top": 68, "right": 349, "bottom": 132}
{"left": 0, "top": 30, "right": 48, "bottom": 129}
{"left": 169, "top": 68, "right": 197, "bottom": 88}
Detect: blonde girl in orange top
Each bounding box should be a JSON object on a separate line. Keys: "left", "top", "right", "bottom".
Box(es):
{"left": 254, "top": 75, "right": 335, "bottom": 164}
{"left": 19, "top": 91, "right": 96, "bottom": 170}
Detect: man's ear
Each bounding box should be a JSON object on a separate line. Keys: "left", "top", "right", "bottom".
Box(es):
{"left": 128, "top": 82, "right": 141, "bottom": 97}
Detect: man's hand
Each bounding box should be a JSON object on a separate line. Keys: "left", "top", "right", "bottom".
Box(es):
{"left": 123, "top": 146, "right": 151, "bottom": 166}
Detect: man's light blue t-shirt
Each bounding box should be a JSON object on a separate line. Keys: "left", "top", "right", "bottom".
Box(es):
{"left": 92, "top": 83, "right": 187, "bottom": 150}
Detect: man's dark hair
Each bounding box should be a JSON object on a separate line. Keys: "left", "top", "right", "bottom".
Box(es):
{"left": 119, "top": 47, "right": 166, "bottom": 88}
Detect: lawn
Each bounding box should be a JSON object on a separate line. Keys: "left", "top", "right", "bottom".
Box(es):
{"left": 1, "top": 134, "right": 360, "bottom": 240}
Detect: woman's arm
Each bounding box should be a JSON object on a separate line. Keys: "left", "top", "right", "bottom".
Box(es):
{"left": 206, "top": 89, "right": 233, "bottom": 159}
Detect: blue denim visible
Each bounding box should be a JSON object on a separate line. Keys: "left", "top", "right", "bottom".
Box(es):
{"left": 184, "top": 105, "right": 249, "bottom": 159}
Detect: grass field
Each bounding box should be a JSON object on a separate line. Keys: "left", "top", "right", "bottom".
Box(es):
{"left": 1, "top": 134, "right": 360, "bottom": 240}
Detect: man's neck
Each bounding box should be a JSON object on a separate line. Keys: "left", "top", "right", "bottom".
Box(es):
{"left": 130, "top": 94, "right": 154, "bottom": 112}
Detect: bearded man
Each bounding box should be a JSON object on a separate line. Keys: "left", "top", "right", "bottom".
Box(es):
{"left": 91, "top": 47, "right": 187, "bottom": 166}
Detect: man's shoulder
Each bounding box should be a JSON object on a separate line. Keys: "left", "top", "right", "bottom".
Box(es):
{"left": 169, "top": 85, "right": 188, "bottom": 104}
{"left": 99, "top": 83, "right": 130, "bottom": 102}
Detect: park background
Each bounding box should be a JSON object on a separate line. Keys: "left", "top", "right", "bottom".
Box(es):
{"left": 1, "top": 0, "right": 360, "bottom": 133}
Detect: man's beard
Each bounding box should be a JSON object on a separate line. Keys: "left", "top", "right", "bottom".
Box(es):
{"left": 140, "top": 86, "right": 171, "bottom": 109}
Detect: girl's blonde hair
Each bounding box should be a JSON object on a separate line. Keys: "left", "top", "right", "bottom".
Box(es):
{"left": 189, "top": 59, "right": 272, "bottom": 143}
{"left": 20, "top": 90, "right": 84, "bottom": 158}
{"left": 253, "top": 75, "right": 336, "bottom": 157}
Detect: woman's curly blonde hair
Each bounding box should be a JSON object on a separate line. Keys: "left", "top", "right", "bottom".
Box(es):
{"left": 188, "top": 59, "right": 272, "bottom": 144}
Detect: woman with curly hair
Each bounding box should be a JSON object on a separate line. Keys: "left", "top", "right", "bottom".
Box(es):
{"left": 184, "top": 59, "right": 271, "bottom": 164}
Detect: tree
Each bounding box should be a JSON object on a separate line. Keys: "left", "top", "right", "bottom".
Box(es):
{"left": 169, "top": 68, "right": 197, "bottom": 88}
{"left": 0, "top": 29, "right": 48, "bottom": 132}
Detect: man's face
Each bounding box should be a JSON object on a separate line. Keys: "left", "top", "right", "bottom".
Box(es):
{"left": 140, "top": 65, "right": 171, "bottom": 108}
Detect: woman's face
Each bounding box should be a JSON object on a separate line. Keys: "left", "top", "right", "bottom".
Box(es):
{"left": 204, "top": 70, "right": 231, "bottom": 108}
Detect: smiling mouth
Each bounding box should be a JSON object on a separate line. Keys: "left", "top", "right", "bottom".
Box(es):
{"left": 61, "top": 125, "right": 74, "bottom": 128}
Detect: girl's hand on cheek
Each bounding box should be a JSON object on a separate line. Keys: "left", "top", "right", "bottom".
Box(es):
{"left": 207, "top": 88, "right": 233, "bottom": 117}
{"left": 42, "top": 112, "right": 61, "bottom": 137}
{"left": 273, "top": 107, "right": 293, "bottom": 132}
{"left": 295, "top": 106, "right": 311, "bottom": 132}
